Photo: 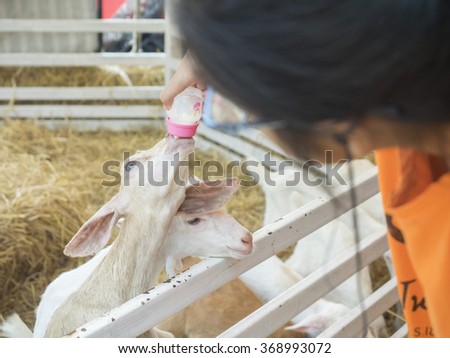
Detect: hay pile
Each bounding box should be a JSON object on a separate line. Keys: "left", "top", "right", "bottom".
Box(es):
{"left": 0, "top": 66, "right": 164, "bottom": 88}
{"left": 0, "top": 120, "right": 264, "bottom": 328}
{"left": 0, "top": 66, "right": 165, "bottom": 106}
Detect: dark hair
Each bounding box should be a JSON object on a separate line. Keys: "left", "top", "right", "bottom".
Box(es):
{"left": 175, "top": 0, "right": 450, "bottom": 127}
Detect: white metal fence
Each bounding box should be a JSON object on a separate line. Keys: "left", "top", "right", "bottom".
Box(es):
{"left": 0, "top": 1, "right": 405, "bottom": 338}
{"left": 0, "top": 1, "right": 179, "bottom": 120}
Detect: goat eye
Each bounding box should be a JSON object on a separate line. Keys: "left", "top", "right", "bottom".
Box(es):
{"left": 187, "top": 218, "right": 201, "bottom": 225}
{"left": 125, "top": 160, "right": 138, "bottom": 172}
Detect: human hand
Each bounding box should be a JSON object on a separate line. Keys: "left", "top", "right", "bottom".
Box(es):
{"left": 160, "top": 52, "right": 206, "bottom": 110}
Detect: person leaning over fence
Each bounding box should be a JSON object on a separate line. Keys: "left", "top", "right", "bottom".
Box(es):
{"left": 160, "top": 1, "right": 450, "bottom": 338}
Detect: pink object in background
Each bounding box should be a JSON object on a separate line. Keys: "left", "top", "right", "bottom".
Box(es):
{"left": 101, "top": 0, "right": 126, "bottom": 18}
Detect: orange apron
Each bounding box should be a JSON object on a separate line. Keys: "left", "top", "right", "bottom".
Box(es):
{"left": 376, "top": 148, "right": 450, "bottom": 337}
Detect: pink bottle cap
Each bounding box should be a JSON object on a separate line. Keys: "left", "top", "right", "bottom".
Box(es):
{"left": 166, "top": 116, "right": 199, "bottom": 138}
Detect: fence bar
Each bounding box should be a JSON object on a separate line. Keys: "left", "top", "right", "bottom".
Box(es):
{"left": 0, "top": 105, "right": 164, "bottom": 118}
{"left": 0, "top": 53, "right": 165, "bottom": 66}
{"left": 319, "top": 278, "right": 399, "bottom": 338}
{"left": 0, "top": 19, "right": 165, "bottom": 33}
{"left": 0, "top": 87, "right": 164, "bottom": 101}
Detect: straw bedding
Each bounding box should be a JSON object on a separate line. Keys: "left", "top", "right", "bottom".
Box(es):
{"left": 0, "top": 66, "right": 164, "bottom": 88}
{"left": 0, "top": 66, "right": 165, "bottom": 107}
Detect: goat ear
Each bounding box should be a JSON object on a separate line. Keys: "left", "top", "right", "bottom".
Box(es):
{"left": 178, "top": 177, "right": 239, "bottom": 214}
{"left": 64, "top": 194, "right": 124, "bottom": 257}
{"left": 116, "top": 217, "right": 125, "bottom": 230}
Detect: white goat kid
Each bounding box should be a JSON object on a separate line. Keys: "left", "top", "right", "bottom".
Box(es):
{"left": 25, "top": 179, "right": 250, "bottom": 338}
{"left": 0, "top": 175, "right": 252, "bottom": 338}
{"left": 41, "top": 135, "right": 195, "bottom": 337}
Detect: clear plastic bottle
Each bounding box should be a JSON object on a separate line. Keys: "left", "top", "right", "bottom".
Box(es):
{"left": 166, "top": 87, "right": 203, "bottom": 137}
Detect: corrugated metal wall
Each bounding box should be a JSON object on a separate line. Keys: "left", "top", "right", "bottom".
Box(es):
{"left": 0, "top": 0, "right": 98, "bottom": 52}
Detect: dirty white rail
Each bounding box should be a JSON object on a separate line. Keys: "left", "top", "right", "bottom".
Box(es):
{"left": 0, "top": 87, "right": 163, "bottom": 101}
{"left": 318, "top": 278, "right": 399, "bottom": 338}
{"left": 1, "top": 105, "right": 164, "bottom": 119}
{"left": 0, "top": 19, "right": 165, "bottom": 33}
{"left": 0, "top": 53, "right": 166, "bottom": 67}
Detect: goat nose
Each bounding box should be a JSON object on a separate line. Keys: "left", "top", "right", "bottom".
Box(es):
{"left": 241, "top": 233, "right": 253, "bottom": 246}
